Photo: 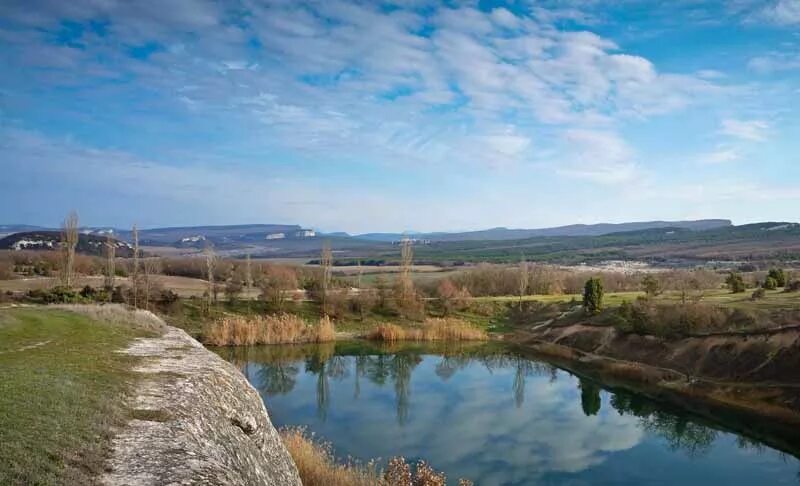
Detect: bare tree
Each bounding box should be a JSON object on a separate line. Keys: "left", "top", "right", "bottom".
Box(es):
{"left": 142, "top": 257, "right": 161, "bottom": 310}
{"left": 517, "top": 255, "right": 529, "bottom": 309}
{"left": 320, "top": 241, "right": 333, "bottom": 315}
{"left": 398, "top": 236, "right": 414, "bottom": 301}
{"left": 130, "top": 224, "right": 141, "bottom": 307}
{"left": 59, "top": 210, "right": 79, "bottom": 288}
{"left": 244, "top": 252, "right": 253, "bottom": 299}
{"left": 396, "top": 236, "right": 423, "bottom": 318}
{"left": 104, "top": 232, "right": 116, "bottom": 293}
{"left": 203, "top": 244, "right": 217, "bottom": 311}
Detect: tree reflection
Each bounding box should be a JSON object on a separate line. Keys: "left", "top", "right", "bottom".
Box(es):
{"left": 579, "top": 378, "right": 602, "bottom": 416}
{"left": 610, "top": 391, "right": 717, "bottom": 457}
{"left": 255, "top": 362, "right": 299, "bottom": 395}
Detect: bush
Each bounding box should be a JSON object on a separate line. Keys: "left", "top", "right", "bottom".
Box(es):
{"left": 786, "top": 280, "right": 800, "bottom": 292}
{"left": 26, "top": 286, "right": 83, "bottom": 304}
{"left": 767, "top": 268, "right": 787, "bottom": 287}
{"left": 751, "top": 288, "right": 766, "bottom": 300}
{"left": 79, "top": 285, "right": 97, "bottom": 299}
{"left": 582, "top": 278, "right": 604, "bottom": 315}
{"left": 762, "top": 277, "right": 778, "bottom": 290}
{"left": 725, "top": 272, "right": 746, "bottom": 293}
{"left": 641, "top": 275, "right": 661, "bottom": 297}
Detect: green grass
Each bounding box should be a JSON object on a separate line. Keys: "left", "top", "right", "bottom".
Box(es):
{"left": 0, "top": 308, "right": 153, "bottom": 485}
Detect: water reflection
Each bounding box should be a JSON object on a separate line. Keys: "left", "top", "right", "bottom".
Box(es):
{"left": 215, "top": 342, "right": 800, "bottom": 485}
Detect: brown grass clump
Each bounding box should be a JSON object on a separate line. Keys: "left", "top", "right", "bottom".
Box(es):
{"left": 203, "top": 314, "right": 336, "bottom": 346}
{"left": 53, "top": 304, "right": 167, "bottom": 333}
{"left": 280, "top": 427, "right": 380, "bottom": 486}
{"left": 367, "top": 318, "right": 487, "bottom": 342}
{"left": 280, "top": 428, "right": 471, "bottom": 486}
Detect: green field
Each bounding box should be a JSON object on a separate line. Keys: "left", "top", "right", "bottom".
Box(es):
{"left": 0, "top": 308, "right": 155, "bottom": 485}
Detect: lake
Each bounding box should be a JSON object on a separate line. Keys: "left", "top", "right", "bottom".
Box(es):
{"left": 214, "top": 341, "right": 800, "bottom": 485}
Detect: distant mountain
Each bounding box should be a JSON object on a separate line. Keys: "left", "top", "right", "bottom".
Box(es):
{"left": 355, "top": 219, "right": 733, "bottom": 242}
{"left": 0, "top": 231, "right": 133, "bottom": 257}
{"left": 0, "top": 224, "right": 47, "bottom": 238}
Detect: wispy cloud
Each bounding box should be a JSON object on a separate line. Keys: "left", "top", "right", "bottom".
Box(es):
{"left": 0, "top": 0, "right": 796, "bottom": 229}
{"left": 556, "top": 129, "right": 641, "bottom": 184}
{"left": 755, "top": 0, "right": 800, "bottom": 25}
{"left": 719, "top": 119, "right": 770, "bottom": 142}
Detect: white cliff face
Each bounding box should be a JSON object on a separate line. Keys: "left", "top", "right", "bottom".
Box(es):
{"left": 102, "top": 325, "right": 301, "bottom": 486}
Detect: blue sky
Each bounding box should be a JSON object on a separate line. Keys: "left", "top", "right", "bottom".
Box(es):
{"left": 1, "top": 0, "right": 798, "bottom": 233}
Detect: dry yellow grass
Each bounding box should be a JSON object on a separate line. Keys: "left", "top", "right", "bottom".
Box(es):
{"left": 280, "top": 428, "right": 471, "bottom": 486}
{"left": 53, "top": 304, "right": 167, "bottom": 333}
{"left": 280, "top": 427, "right": 379, "bottom": 486}
{"left": 367, "top": 318, "right": 487, "bottom": 342}
{"left": 203, "top": 314, "right": 335, "bottom": 346}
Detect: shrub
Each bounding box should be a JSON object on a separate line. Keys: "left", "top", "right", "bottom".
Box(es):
{"left": 436, "top": 278, "right": 471, "bottom": 315}
{"left": 751, "top": 288, "right": 766, "bottom": 300}
{"left": 786, "top": 280, "right": 800, "bottom": 292}
{"left": 725, "top": 272, "right": 746, "bottom": 293}
{"left": 582, "top": 278, "right": 604, "bottom": 315}
{"left": 25, "top": 286, "right": 82, "bottom": 304}
{"left": 280, "top": 427, "right": 378, "bottom": 486}
{"left": 0, "top": 259, "right": 13, "bottom": 280}
{"left": 79, "top": 285, "right": 97, "bottom": 299}
{"left": 279, "top": 427, "right": 468, "bottom": 486}
{"left": 641, "top": 275, "right": 661, "bottom": 297}
{"left": 762, "top": 277, "right": 778, "bottom": 290}
{"left": 767, "top": 268, "right": 787, "bottom": 287}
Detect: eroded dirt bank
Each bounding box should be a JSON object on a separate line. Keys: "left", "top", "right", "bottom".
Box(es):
{"left": 102, "top": 325, "right": 301, "bottom": 486}
{"left": 517, "top": 324, "right": 800, "bottom": 455}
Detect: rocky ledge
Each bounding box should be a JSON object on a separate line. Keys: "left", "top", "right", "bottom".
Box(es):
{"left": 102, "top": 325, "right": 301, "bottom": 485}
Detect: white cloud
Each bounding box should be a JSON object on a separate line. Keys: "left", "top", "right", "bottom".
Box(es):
{"left": 719, "top": 119, "right": 770, "bottom": 142}
{"left": 557, "top": 129, "right": 640, "bottom": 184}
{"left": 698, "top": 147, "right": 741, "bottom": 165}
{"left": 0, "top": 0, "right": 729, "bottom": 175}
{"left": 756, "top": 0, "right": 800, "bottom": 25}
{"left": 748, "top": 52, "right": 800, "bottom": 74}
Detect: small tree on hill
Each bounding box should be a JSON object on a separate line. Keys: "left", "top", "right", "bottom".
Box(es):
{"left": 583, "top": 277, "right": 604, "bottom": 315}
{"left": 725, "top": 272, "right": 746, "bottom": 294}
{"left": 767, "top": 268, "right": 786, "bottom": 288}
{"left": 763, "top": 276, "right": 778, "bottom": 290}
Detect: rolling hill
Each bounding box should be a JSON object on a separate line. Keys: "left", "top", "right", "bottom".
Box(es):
{"left": 355, "top": 219, "right": 732, "bottom": 242}
{"left": 0, "top": 231, "right": 133, "bottom": 257}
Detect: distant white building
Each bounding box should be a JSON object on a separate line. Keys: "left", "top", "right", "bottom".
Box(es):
{"left": 181, "top": 235, "right": 206, "bottom": 243}
{"left": 266, "top": 232, "right": 286, "bottom": 240}
{"left": 295, "top": 229, "right": 316, "bottom": 238}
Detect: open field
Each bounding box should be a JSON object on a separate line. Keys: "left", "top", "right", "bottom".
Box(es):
{"left": 0, "top": 275, "right": 261, "bottom": 299}
{"left": 0, "top": 307, "right": 156, "bottom": 485}
{"left": 475, "top": 288, "right": 800, "bottom": 310}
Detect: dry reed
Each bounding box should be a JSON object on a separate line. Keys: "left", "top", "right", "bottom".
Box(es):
{"left": 367, "top": 318, "right": 487, "bottom": 342}
{"left": 203, "top": 313, "right": 335, "bottom": 346}
{"left": 280, "top": 427, "right": 472, "bottom": 486}
{"left": 280, "top": 427, "right": 380, "bottom": 486}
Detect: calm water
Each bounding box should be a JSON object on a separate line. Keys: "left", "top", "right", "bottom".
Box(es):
{"left": 215, "top": 342, "right": 800, "bottom": 485}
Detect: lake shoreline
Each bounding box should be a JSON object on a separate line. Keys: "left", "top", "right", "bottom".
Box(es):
{"left": 515, "top": 334, "right": 800, "bottom": 458}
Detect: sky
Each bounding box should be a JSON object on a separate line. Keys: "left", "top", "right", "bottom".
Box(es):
{"left": 0, "top": 0, "right": 799, "bottom": 233}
